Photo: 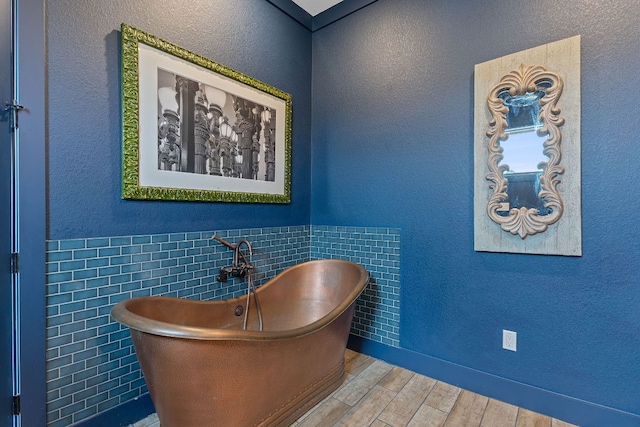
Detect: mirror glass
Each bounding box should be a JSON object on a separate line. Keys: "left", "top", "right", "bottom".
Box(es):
{"left": 496, "top": 85, "right": 552, "bottom": 216}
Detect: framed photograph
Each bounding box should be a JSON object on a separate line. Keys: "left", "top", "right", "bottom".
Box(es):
{"left": 121, "top": 24, "right": 292, "bottom": 203}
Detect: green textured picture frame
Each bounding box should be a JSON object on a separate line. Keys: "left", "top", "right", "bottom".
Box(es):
{"left": 121, "top": 23, "right": 292, "bottom": 203}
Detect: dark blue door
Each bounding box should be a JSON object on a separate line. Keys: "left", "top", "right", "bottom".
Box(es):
{"left": 0, "top": 0, "right": 14, "bottom": 424}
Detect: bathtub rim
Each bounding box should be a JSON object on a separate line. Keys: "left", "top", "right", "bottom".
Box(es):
{"left": 111, "top": 259, "right": 369, "bottom": 342}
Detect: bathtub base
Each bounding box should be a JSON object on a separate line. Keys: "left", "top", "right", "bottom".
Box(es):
{"left": 260, "top": 360, "right": 345, "bottom": 426}
{"left": 133, "top": 327, "right": 352, "bottom": 427}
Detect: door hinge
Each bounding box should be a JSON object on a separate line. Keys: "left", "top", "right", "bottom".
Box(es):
{"left": 4, "top": 100, "right": 25, "bottom": 130}
{"left": 10, "top": 252, "right": 19, "bottom": 274}
{"left": 12, "top": 395, "right": 20, "bottom": 415}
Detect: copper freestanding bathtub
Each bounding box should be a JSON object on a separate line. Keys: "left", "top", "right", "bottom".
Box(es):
{"left": 111, "top": 259, "right": 369, "bottom": 427}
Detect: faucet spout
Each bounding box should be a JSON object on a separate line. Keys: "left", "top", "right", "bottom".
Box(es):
{"left": 233, "top": 239, "right": 253, "bottom": 270}
{"left": 222, "top": 238, "right": 262, "bottom": 331}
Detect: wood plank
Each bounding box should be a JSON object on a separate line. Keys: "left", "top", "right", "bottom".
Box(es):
{"left": 345, "top": 348, "right": 358, "bottom": 361}
{"left": 551, "top": 419, "right": 579, "bottom": 427}
{"left": 332, "top": 376, "right": 377, "bottom": 406}
{"left": 341, "top": 372, "right": 355, "bottom": 386}
{"left": 345, "top": 353, "right": 375, "bottom": 376}
{"left": 358, "top": 360, "right": 395, "bottom": 388}
{"left": 297, "top": 397, "right": 351, "bottom": 427}
{"left": 516, "top": 408, "right": 552, "bottom": 427}
{"left": 423, "top": 381, "right": 461, "bottom": 413}
{"left": 378, "top": 374, "right": 437, "bottom": 426}
{"left": 443, "top": 390, "right": 488, "bottom": 427}
{"left": 406, "top": 403, "right": 449, "bottom": 427}
{"left": 378, "top": 366, "right": 415, "bottom": 392}
{"left": 333, "top": 359, "right": 394, "bottom": 406}
{"left": 334, "top": 385, "right": 396, "bottom": 427}
{"left": 296, "top": 393, "right": 335, "bottom": 422}
{"left": 481, "top": 398, "right": 518, "bottom": 427}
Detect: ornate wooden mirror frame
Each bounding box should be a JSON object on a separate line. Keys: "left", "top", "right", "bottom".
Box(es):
{"left": 474, "top": 36, "right": 582, "bottom": 256}
{"left": 485, "top": 64, "right": 564, "bottom": 239}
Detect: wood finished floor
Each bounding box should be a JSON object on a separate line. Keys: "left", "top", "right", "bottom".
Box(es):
{"left": 130, "top": 349, "right": 579, "bottom": 427}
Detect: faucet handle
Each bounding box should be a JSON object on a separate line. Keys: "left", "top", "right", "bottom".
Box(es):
{"left": 217, "top": 266, "right": 230, "bottom": 282}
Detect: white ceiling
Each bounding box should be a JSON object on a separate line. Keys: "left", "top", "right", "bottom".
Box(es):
{"left": 291, "top": 0, "right": 343, "bottom": 16}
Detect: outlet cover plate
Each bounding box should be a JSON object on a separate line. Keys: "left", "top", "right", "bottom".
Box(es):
{"left": 503, "top": 329, "right": 517, "bottom": 351}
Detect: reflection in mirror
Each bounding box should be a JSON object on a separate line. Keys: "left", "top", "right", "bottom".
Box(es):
{"left": 497, "top": 87, "right": 550, "bottom": 216}
{"left": 485, "top": 64, "right": 564, "bottom": 238}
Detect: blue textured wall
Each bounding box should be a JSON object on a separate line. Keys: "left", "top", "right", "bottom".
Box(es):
{"left": 311, "top": 0, "right": 640, "bottom": 420}
{"left": 47, "top": 0, "right": 312, "bottom": 240}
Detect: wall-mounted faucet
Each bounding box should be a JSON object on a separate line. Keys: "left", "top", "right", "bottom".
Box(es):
{"left": 232, "top": 239, "right": 253, "bottom": 278}
{"left": 211, "top": 235, "right": 263, "bottom": 331}
{"left": 212, "top": 235, "right": 254, "bottom": 282}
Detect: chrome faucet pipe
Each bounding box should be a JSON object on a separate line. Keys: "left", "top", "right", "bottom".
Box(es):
{"left": 232, "top": 239, "right": 262, "bottom": 331}
{"left": 213, "top": 236, "right": 261, "bottom": 330}
{"left": 212, "top": 235, "right": 251, "bottom": 267}
{"left": 233, "top": 239, "right": 253, "bottom": 269}
{"left": 211, "top": 234, "right": 235, "bottom": 250}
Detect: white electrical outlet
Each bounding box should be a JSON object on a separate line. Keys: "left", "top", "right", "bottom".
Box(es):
{"left": 503, "top": 329, "right": 517, "bottom": 351}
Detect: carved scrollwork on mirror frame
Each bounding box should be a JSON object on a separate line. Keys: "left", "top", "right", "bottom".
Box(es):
{"left": 485, "top": 64, "right": 565, "bottom": 239}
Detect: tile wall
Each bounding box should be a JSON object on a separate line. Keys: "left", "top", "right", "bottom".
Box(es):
{"left": 310, "top": 226, "right": 401, "bottom": 347}
{"left": 45, "top": 225, "right": 400, "bottom": 426}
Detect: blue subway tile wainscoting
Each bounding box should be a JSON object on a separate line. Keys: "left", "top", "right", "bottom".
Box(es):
{"left": 45, "top": 225, "right": 400, "bottom": 426}
{"left": 311, "top": 226, "right": 401, "bottom": 347}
